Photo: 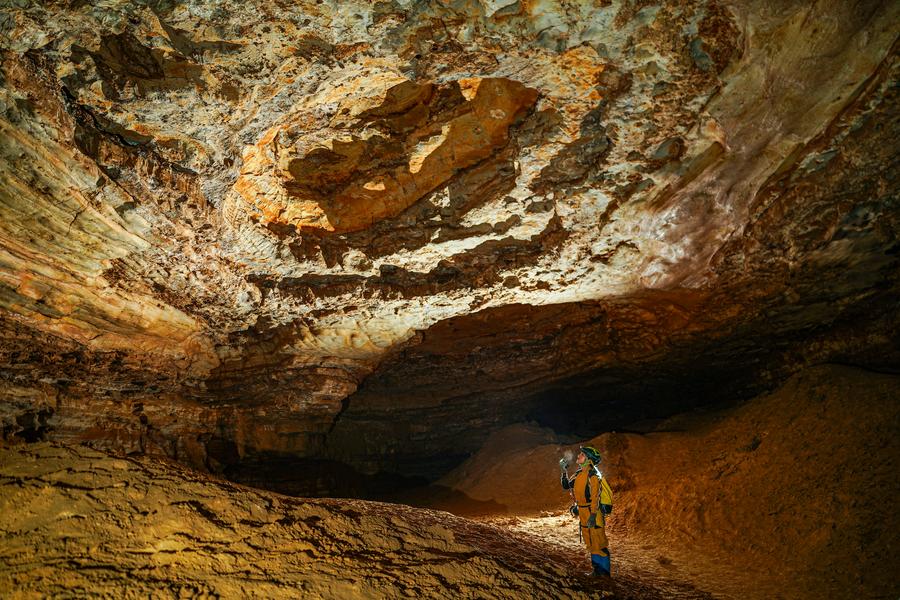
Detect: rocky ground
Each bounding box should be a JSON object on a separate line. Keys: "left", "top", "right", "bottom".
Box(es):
{"left": 0, "top": 442, "right": 604, "bottom": 599}
{"left": 3, "top": 364, "right": 893, "bottom": 598}
{"left": 0, "top": 441, "right": 715, "bottom": 599}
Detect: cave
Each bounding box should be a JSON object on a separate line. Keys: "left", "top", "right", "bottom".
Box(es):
{"left": 0, "top": 1, "right": 898, "bottom": 598}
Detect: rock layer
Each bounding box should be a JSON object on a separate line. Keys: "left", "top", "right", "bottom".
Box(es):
{"left": 0, "top": 1, "right": 898, "bottom": 481}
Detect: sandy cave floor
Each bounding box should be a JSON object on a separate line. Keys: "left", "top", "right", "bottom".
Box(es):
{"left": 483, "top": 511, "right": 790, "bottom": 600}
{"left": 487, "top": 512, "right": 716, "bottom": 600}
{"left": 0, "top": 443, "right": 712, "bottom": 600}
{"left": 2, "top": 363, "right": 897, "bottom": 598}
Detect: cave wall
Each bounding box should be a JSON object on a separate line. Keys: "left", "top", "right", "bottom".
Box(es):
{"left": 437, "top": 364, "right": 900, "bottom": 599}
{"left": 0, "top": 1, "right": 897, "bottom": 482}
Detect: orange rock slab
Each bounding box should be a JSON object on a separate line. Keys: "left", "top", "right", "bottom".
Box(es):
{"left": 234, "top": 77, "right": 538, "bottom": 233}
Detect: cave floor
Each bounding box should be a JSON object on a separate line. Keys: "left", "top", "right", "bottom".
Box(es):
{"left": 0, "top": 443, "right": 710, "bottom": 599}
{"left": 372, "top": 488, "right": 721, "bottom": 598}
{"left": 4, "top": 365, "right": 897, "bottom": 598}
{"left": 486, "top": 512, "right": 732, "bottom": 600}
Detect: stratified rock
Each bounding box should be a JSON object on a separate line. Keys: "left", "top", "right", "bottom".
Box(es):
{"left": 0, "top": 1, "right": 898, "bottom": 480}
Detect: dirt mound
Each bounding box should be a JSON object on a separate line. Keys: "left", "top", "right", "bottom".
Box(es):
{"left": 436, "top": 423, "right": 566, "bottom": 514}
{"left": 438, "top": 364, "right": 900, "bottom": 599}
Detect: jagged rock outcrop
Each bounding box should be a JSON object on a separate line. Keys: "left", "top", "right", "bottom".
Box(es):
{"left": 0, "top": 1, "right": 898, "bottom": 481}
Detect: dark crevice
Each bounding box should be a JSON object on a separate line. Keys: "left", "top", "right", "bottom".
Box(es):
{"left": 327, "top": 396, "right": 351, "bottom": 435}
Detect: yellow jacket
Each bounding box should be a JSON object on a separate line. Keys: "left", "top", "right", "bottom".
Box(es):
{"left": 562, "top": 463, "right": 613, "bottom": 525}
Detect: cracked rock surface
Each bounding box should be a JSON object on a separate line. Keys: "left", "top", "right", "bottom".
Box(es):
{"left": 0, "top": 442, "right": 655, "bottom": 599}
{"left": 0, "top": 1, "right": 898, "bottom": 480}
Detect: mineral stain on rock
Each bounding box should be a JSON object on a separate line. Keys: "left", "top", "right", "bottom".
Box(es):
{"left": 0, "top": 0, "right": 898, "bottom": 598}
{"left": 239, "top": 77, "right": 538, "bottom": 233}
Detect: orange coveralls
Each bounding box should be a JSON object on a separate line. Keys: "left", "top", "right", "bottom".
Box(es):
{"left": 564, "top": 465, "right": 611, "bottom": 575}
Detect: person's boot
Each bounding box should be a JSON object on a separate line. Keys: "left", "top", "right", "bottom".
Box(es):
{"left": 591, "top": 553, "right": 611, "bottom": 577}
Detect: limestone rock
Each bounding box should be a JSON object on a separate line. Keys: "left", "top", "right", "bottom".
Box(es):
{"left": 0, "top": 442, "right": 605, "bottom": 598}
{"left": 0, "top": 1, "right": 897, "bottom": 480}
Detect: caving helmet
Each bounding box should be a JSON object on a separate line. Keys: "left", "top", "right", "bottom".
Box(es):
{"left": 579, "top": 445, "right": 602, "bottom": 465}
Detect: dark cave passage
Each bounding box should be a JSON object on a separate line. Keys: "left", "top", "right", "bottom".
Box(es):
{"left": 218, "top": 365, "right": 754, "bottom": 501}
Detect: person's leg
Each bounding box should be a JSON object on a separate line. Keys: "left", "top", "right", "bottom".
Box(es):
{"left": 588, "top": 526, "right": 611, "bottom": 576}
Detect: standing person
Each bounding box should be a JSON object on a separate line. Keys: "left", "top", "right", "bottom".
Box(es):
{"left": 560, "top": 446, "right": 613, "bottom": 576}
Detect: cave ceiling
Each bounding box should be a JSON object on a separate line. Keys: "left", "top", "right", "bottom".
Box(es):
{"left": 0, "top": 0, "right": 898, "bottom": 478}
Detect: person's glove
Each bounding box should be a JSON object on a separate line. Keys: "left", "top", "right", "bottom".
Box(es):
{"left": 559, "top": 458, "right": 569, "bottom": 471}
{"left": 587, "top": 513, "right": 597, "bottom": 528}
{"left": 569, "top": 504, "right": 578, "bottom": 518}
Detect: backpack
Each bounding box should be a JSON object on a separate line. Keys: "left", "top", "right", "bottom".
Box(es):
{"left": 593, "top": 465, "right": 613, "bottom": 515}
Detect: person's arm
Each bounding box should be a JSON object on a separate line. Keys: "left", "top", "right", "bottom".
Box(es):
{"left": 586, "top": 474, "right": 601, "bottom": 527}
{"left": 559, "top": 458, "right": 571, "bottom": 489}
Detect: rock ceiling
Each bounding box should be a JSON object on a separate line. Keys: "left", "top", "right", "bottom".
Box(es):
{"left": 0, "top": 1, "right": 897, "bottom": 479}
